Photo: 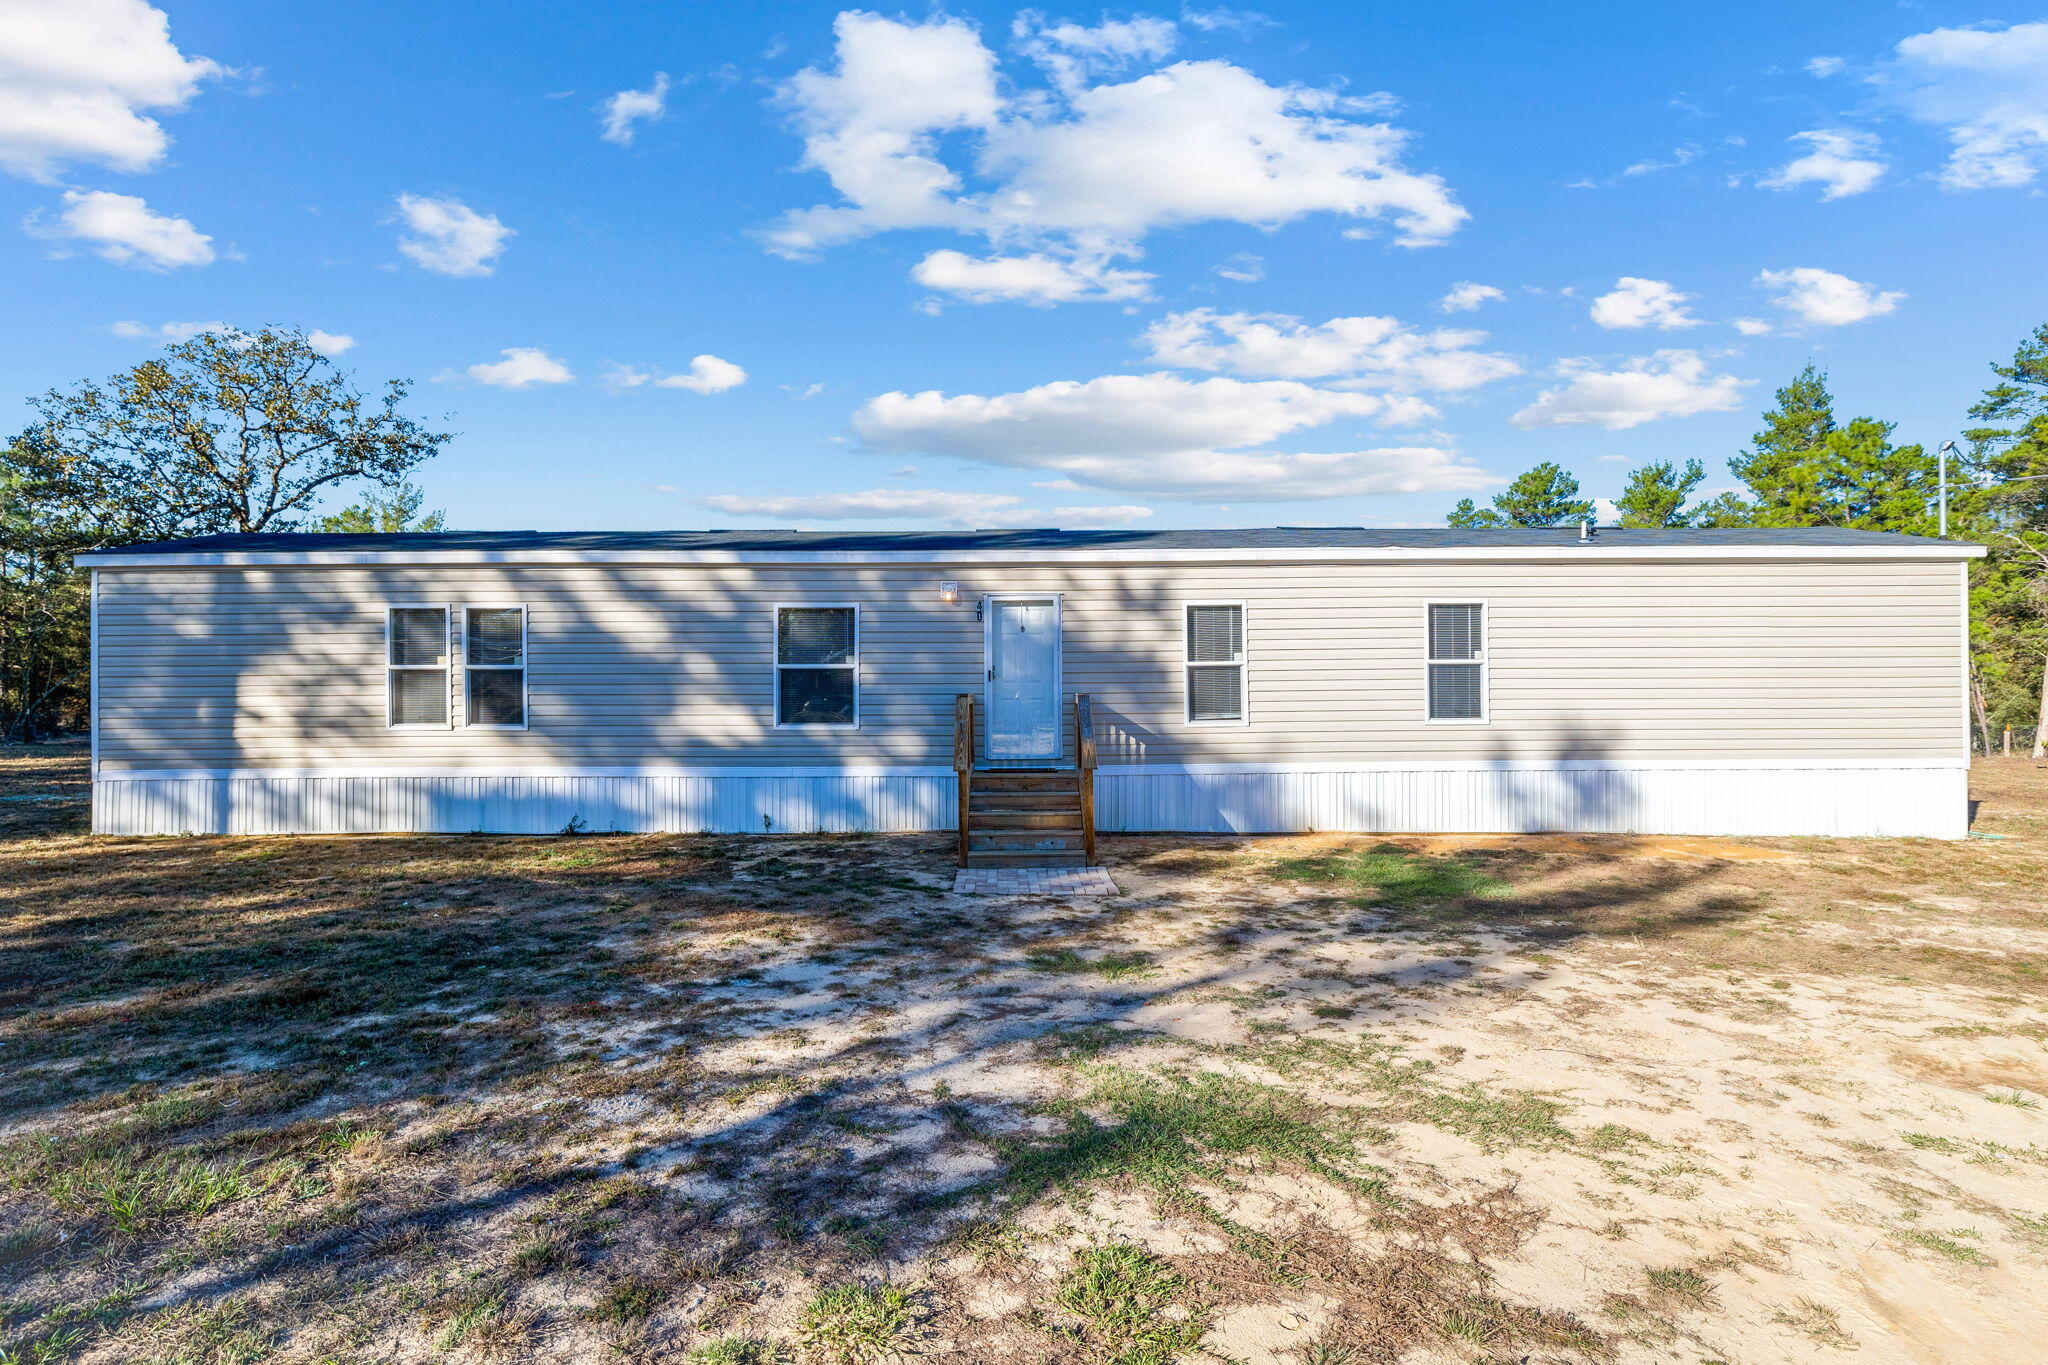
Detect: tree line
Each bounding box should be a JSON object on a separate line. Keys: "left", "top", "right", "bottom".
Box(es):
{"left": 1, "top": 328, "right": 448, "bottom": 741}
{"left": 1448, "top": 328, "right": 2048, "bottom": 753}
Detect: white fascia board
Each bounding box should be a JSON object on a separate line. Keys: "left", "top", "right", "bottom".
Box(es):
{"left": 76, "top": 543, "right": 1987, "bottom": 568}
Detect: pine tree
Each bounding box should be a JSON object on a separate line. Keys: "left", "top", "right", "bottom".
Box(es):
{"left": 1818, "top": 417, "right": 1936, "bottom": 534}
{"left": 1701, "top": 363, "right": 1936, "bottom": 534}
{"left": 1445, "top": 498, "right": 1504, "bottom": 528}
{"left": 1958, "top": 324, "right": 2048, "bottom": 753}
{"left": 316, "top": 481, "right": 447, "bottom": 532}
{"left": 1721, "top": 363, "right": 1837, "bottom": 526}
{"left": 1444, "top": 462, "right": 1592, "bottom": 528}
{"left": 1615, "top": 459, "right": 1705, "bottom": 528}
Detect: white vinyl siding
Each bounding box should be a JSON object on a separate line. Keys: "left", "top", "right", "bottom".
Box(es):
{"left": 1184, "top": 602, "right": 1246, "bottom": 724}
{"left": 386, "top": 606, "right": 449, "bottom": 728}
{"left": 93, "top": 558, "right": 1966, "bottom": 773}
{"left": 776, "top": 605, "right": 859, "bottom": 727}
{"left": 1425, "top": 602, "right": 1486, "bottom": 722}
{"left": 463, "top": 605, "right": 527, "bottom": 729}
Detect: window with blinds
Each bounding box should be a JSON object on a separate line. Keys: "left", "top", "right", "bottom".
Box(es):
{"left": 464, "top": 606, "right": 527, "bottom": 728}
{"left": 776, "top": 606, "right": 858, "bottom": 725}
{"left": 1184, "top": 602, "right": 1246, "bottom": 723}
{"left": 387, "top": 606, "right": 449, "bottom": 727}
{"left": 1426, "top": 602, "right": 1486, "bottom": 721}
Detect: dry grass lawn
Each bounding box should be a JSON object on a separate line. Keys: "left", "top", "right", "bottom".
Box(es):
{"left": 2, "top": 742, "right": 2046, "bottom": 1364}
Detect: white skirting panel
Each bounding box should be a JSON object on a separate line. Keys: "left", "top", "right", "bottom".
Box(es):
{"left": 1094, "top": 763, "right": 1970, "bottom": 839}
{"left": 93, "top": 762, "right": 1969, "bottom": 839}
{"left": 93, "top": 773, "right": 955, "bottom": 837}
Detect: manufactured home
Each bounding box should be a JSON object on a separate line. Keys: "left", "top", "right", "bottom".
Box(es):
{"left": 78, "top": 527, "right": 1982, "bottom": 853}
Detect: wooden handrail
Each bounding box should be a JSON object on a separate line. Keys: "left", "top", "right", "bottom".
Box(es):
{"left": 1074, "top": 692, "right": 1097, "bottom": 866}
{"left": 953, "top": 693, "right": 975, "bottom": 866}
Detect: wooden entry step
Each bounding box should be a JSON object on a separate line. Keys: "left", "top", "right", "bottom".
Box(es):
{"left": 953, "top": 696, "right": 1098, "bottom": 869}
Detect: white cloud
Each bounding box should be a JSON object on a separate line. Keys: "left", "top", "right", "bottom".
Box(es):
{"left": 1879, "top": 22, "right": 2048, "bottom": 189}
{"left": 110, "top": 319, "right": 228, "bottom": 343}
{"left": 37, "top": 189, "right": 212, "bottom": 268}
{"left": 767, "top": 12, "right": 1465, "bottom": 287}
{"left": 1806, "top": 55, "right": 1846, "bottom": 78}
{"left": 1621, "top": 142, "right": 1701, "bottom": 177}
{"left": 461, "top": 348, "right": 574, "bottom": 388}
{"left": 1732, "top": 316, "right": 1774, "bottom": 336}
{"left": 699, "top": 487, "right": 1153, "bottom": 529}
{"left": 393, "top": 194, "right": 513, "bottom": 277}
{"left": 850, "top": 371, "right": 1495, "bottom": 500}
{"left": 110, "top": 321, "right": 357, "bottom": 355}
{"left": 0, "top": 0, "right": 220, "bottom": 181}
{"left": 1140, "top": 308, "right": 1519, "bottom": 395}
{"left": 1214, "top": 251, "right": 1264, "bottom": 283}
{"left": 600, "top": 72, "right": 671, "bottom": 145}
{"left": 1754, "top": 266, "right": 1903, "bottom": 326}
{"left": 1438, "top": 281, "right": 1503, "bottom": 313}
{"left": 911, "top": 248, "right": 1153, "bottom": 304}
{"left": 1182, "top": 7, "right": 1277, "bottom": 38}
{"left": 307, "top": 329, "right": 356, "bottom": 356}
{"left": 978, "top": 62, "right": 1464, "bottom": 249}
{"left": 1511, "top": 350, "right": 1750, "bottom": 431}
{"left": 1588, "top": 277, "right": 1701, "bottom": 330}
{"left": 1760, "top": 129, "right": 1886, "bottom": 199}
{"left": 1012, "top": 12, "right": 1177, "bottom": 94}
{"left": 770, "top": 12, "right": 1002, "bottom": 255}
{"left": 603, "top": 354, "right": 748, "bottom": 394}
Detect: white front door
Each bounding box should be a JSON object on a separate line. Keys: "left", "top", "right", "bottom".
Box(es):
{"left": 985, "top": 597, "right": 1061, "bottom": 762}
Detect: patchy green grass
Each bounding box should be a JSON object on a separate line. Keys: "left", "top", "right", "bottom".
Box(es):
{"left": 1643, "top": 1267, "right": 1717, "bottom": 1308}
{"left": 982, "top": 1065, "right": 1393, "bottom": 1223}
{"left": 794, "top": 1283, "right": 919, "bottom": 1364}
{"left": 1023, "top": 948, "right": 1158, "bottom": 980}
{"left": 685, "top": 1337, "right": 786, "bottom": 1364}
{"left": 1271, "top": 846, "right": 1513, "bottom": 908}
{"left": 587, "top": 1276, "right": 666, "bottom": 1324}
{"left": 1053, "top": 1244, "right": 1211, "bottom": 1365}
{"left": 1893, "top": 1226, "right": 1996, "bottom": 1266}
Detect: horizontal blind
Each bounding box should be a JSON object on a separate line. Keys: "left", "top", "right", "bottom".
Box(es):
{"left": 1185, "top": 604, "right": 1244, "bottom": 663}
{"left": 389, "top": 669, "right": 447, "bottom": 726}
{"left": 467, "top": 669, "right": 524, "bottom": 727}
{"left": 778, "top": 607, "right": 855, "bottom": 664}
{"left": 466, "top": 608, "right": 524, "bottom": 665}
{"left": 1428, "top": 662, "right": 1484, "bottom": 720}
{"left": 1188, "top": 665, "right": 1244, "bottom": 722}
{"left": 389, "top": 607, "right": 446, "bottom": 666}
{"left": 1428, "top": 603, "right": 1482, "bottom": 661}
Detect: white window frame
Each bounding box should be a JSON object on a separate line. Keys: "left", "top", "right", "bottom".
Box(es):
{"left": 1182, "top": 599, "right": 1249, "bottom": 727}
{"left": 460, "top": 603, "right": 529, "bottom": 731}
{"left": 386, "top": 604, "right": 453, "bottom": 730}
{"left": 1423, "top": 599, "right": 1489, "bottom": 725}
{"left": 774, "top": 603, "right": 861, "bottom": 729}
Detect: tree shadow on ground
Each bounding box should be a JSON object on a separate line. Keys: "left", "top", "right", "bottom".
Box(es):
{"left": 0, "top": 746, "right": 1789, "bottom": 1359}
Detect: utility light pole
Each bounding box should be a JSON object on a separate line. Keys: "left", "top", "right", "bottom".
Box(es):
{"left": 1938, "top": 440, "right": 1958, "bottom": 537}
{"left": 1936, "top": 439, "right": 2048, "bottom": 536}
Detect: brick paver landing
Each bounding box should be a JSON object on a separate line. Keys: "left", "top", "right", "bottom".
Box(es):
{"left": 953, "top": 866, "right": 1118, "bottom": 896}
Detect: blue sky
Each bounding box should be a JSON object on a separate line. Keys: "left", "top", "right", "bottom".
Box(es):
{"left": 6, "top": 2, "right": 2048, "bottom": 531}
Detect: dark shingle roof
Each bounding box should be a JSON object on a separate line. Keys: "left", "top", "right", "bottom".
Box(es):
{"left": 83, "top": 526, "right": 1974, "bottom": 556}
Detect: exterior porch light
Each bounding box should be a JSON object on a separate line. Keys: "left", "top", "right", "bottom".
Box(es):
{"left": 938, "top": 579, "right": 960, "bottom": 604}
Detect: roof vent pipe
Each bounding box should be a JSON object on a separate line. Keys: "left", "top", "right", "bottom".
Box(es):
{"left": 1579, "top": 518, "right": 1597, "bottom": 542}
